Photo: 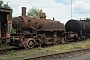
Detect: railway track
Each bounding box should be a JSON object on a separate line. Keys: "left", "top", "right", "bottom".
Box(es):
{"left": 22, "top": 48, "right": 90, "bottom": 60}
{"left": 0, "top": 46, "right": 21, "bottom": 54}
{"left": 0, "top": 39, "right": 90, "bottom": 60}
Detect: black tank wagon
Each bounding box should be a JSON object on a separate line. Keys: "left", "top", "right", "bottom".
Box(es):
{"left": 65, "top": 19, "right": 90, "bottom": 40}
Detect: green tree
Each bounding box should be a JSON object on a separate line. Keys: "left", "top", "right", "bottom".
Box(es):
{"left": 11, "top": 27, "right": 16, "bottom": 34}
{"left": 0, "top": 0, "right": 11, "bottom": 9}
{"left": 86, "top": 17, "right": 90, "bottom": 22}
{"left": 0, "top": 0, "right": 3, "bottom": 7}
{"left": 3, "top": 1, "right": 10, "bottom": 9}
{"left": 27, "top": 7, "right": 42, "bottom": 18}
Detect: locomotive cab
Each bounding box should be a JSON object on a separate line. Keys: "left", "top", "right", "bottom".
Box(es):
{"left": 0, "top": 8, "right": 12, "bottom": 43}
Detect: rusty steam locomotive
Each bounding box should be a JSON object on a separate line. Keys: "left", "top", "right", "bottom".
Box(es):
{"left": 0, "top": 7, "right": 90, "bottom": 49}
{"left": 10, "top": 7, "right": 66, "bottom": 48}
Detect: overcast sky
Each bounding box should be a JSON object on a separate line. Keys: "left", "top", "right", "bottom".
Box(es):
{"left": 3, "top": 0, "right": 90, "bottom": 24}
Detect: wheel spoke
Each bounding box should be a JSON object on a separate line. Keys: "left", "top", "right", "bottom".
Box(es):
{"left": 28, "top": 41, "right": 34, "bottom": 48}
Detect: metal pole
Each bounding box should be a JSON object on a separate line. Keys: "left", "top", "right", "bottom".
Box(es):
{"left": 71, "top": 0, "right": 72, "bottom": 19}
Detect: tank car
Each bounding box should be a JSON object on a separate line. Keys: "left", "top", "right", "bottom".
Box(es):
{"left": 65, "top": 19, "right": 90, "bottom": 41}
{"left": 10, "top": 7, "right": 65, "bottom": 48}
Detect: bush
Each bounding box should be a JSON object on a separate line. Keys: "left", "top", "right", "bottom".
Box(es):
{"left": 11, "top": 27, "right": 16, "bottom": 34}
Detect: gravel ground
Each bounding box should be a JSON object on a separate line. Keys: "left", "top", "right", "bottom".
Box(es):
{"left": 47, "top": 50, "right": 90, "bottom": 60}
{"left": 59, "top": 52, "right": 90, "bottom": 60}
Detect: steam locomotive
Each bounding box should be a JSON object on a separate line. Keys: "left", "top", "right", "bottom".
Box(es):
{"left": 10, "top": 7, "right": 66, "bottom": 48}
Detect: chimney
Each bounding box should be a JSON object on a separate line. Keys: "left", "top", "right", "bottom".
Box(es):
{"left": 22, "top": 7, "right": 26, "bottom": 16}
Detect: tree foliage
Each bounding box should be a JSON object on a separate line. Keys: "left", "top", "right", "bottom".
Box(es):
{"left": 86, "top": 17, "right": 90, "bottom": 22}
{"left": 27, "top": 7, "right": 42, "bottom": 18}
{"left": 11, "top": 28, "right": 16, "bottom": 34}
{"left": 0, "top": 0, "right": 11, "bottom": 9}
{"left": 0, "top": 0, "right": 3, "bottom": 7}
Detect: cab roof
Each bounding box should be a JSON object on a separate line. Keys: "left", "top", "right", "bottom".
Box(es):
{"left": 0, "top": 7, "right": 12, "bottom": 13}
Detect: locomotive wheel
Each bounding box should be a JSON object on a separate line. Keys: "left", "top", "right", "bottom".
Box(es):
{"left": 27, "top": 40, "right": 34, "bottom": 49}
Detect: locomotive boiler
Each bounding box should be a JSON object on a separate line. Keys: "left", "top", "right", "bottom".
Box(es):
{"left": 65, "top": 19, "right": 90, "bottom": 40}
{"left": 11, "top": 7, "right": 65, "bottom": 48}
{"left": 12, "top": 13, "right": 64, "bottom": 33}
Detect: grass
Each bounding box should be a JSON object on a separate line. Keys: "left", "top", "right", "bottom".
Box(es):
{"left": 0, "top": 43, "right": 10, "bottom": 49}
{"left": 0, "top": 39, "right": 90, "bottom": 60}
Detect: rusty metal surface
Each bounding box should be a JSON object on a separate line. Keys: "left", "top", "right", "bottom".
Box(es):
{"left": 22, "top": 7, "right": 26, "bottom": 16}
{"left": 40, "top": 12, "right": 46, "bottom": 19}
{"left": 0, "top": 8, "right": 12, "bottom": 13}
{"left": 12, "top": 16, "right": 26, "bottom": 30}
{"left": 0, "top": 8, "right": 12, "bottom": 39}
{"left": 13, "top": 16, "right": 65, "bottom": 31}
{"left": 12, "top": 7, "right": 65, "bottom": 48}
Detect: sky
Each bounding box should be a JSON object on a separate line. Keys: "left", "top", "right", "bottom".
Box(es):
{"left": 3, "top": 0, "right": 90, "bottom": 24}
